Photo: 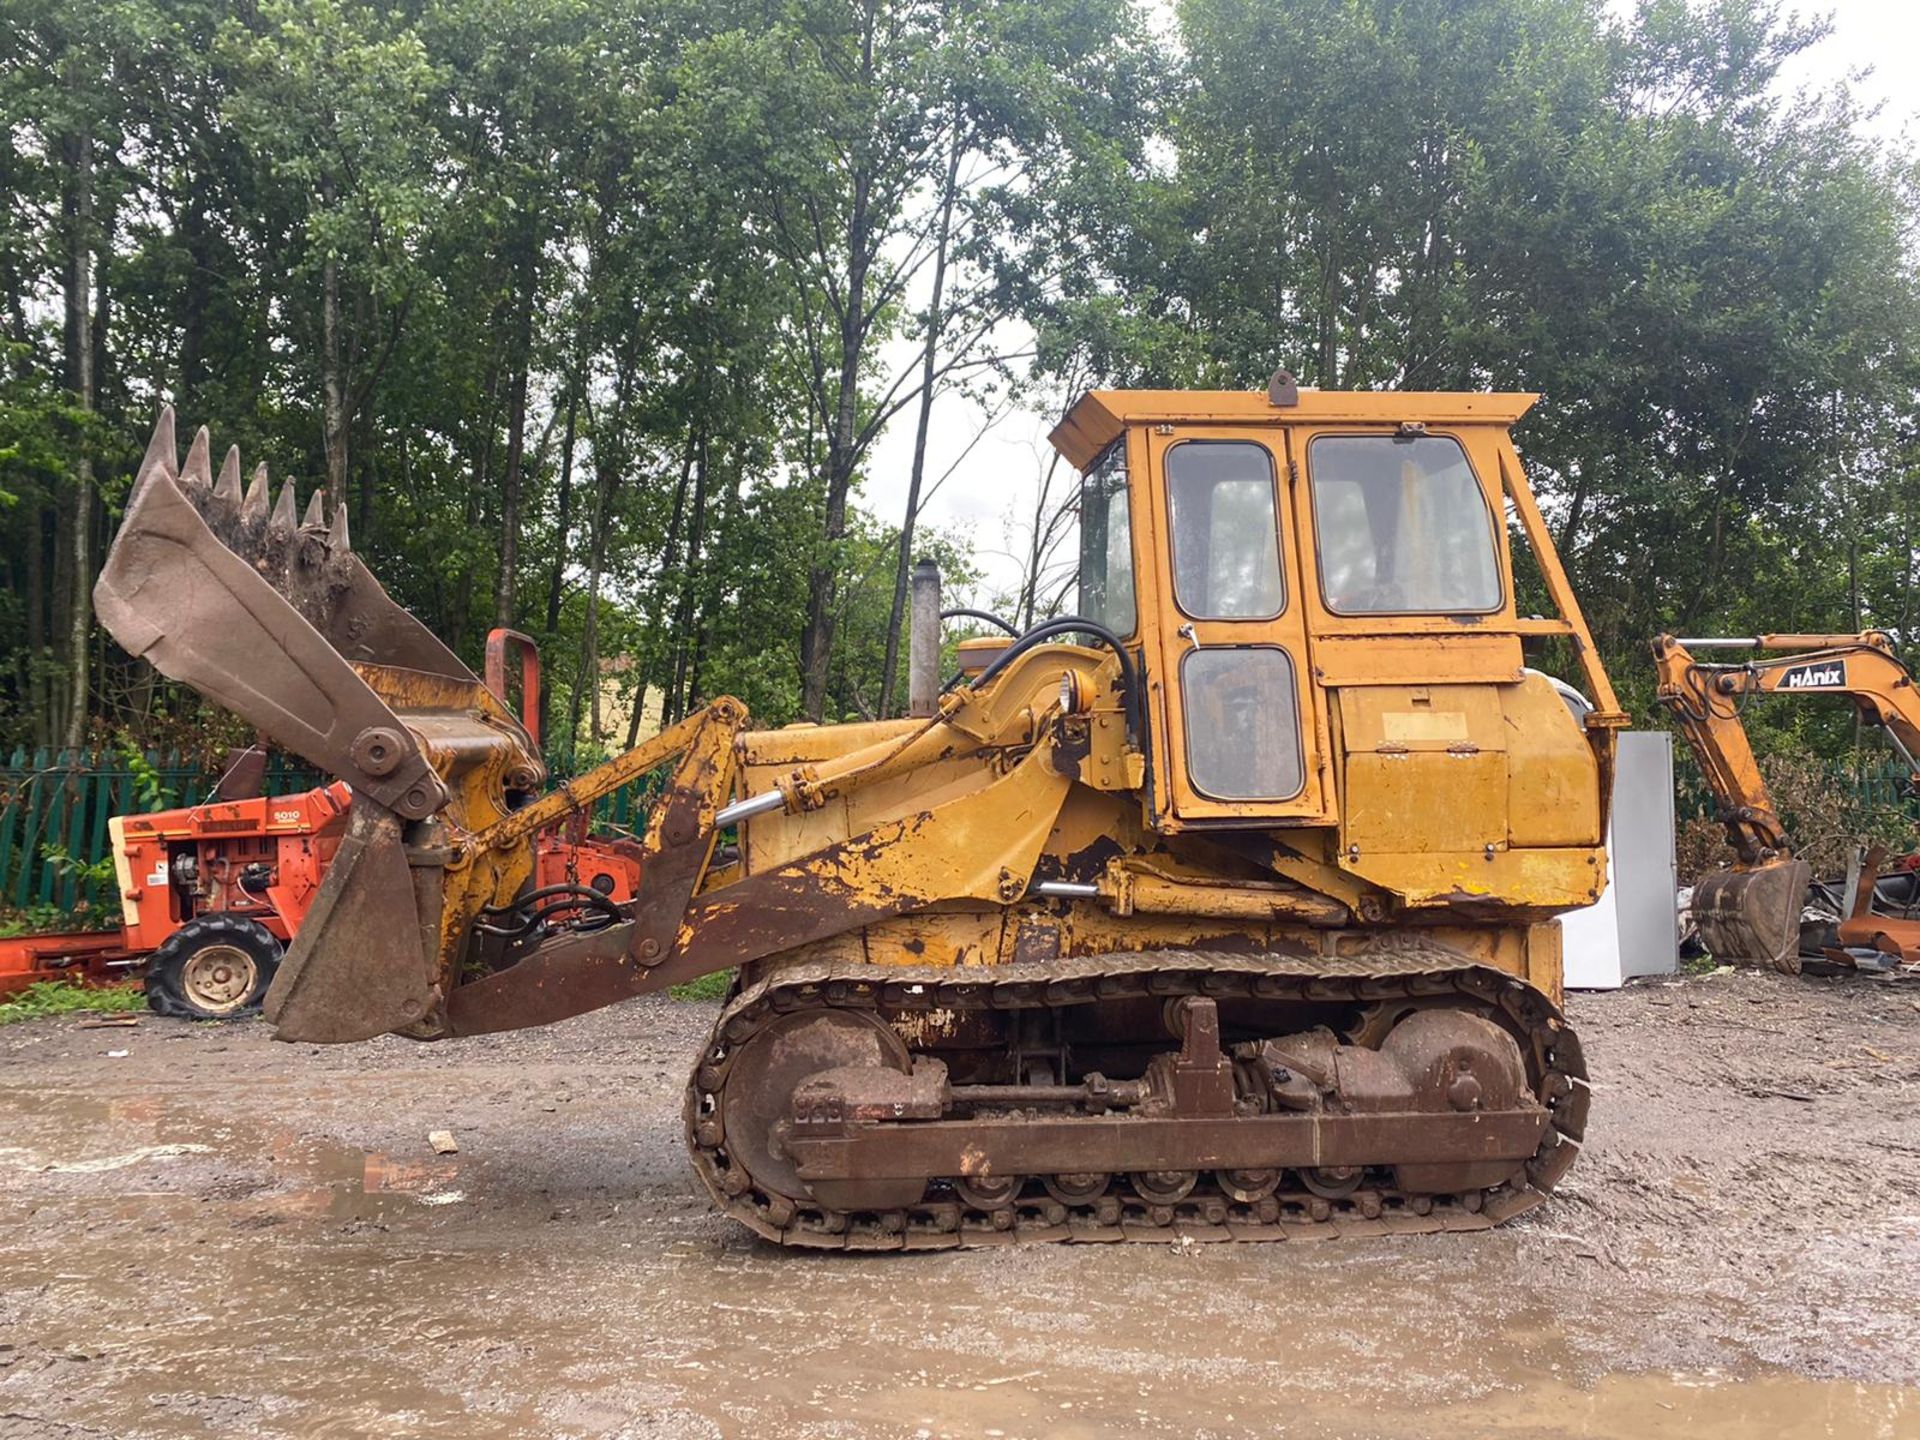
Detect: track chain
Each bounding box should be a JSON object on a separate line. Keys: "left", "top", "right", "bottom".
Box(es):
{"left": 683, "top": 948, "right": 1590, "bottom": 1249}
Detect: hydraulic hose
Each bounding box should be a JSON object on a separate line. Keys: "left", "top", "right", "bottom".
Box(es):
{"left": 939, "top": 607, "right": 1022, "bottom": 638}
{"left": 967, "top": 615, "right": 1142, "bottom": 747}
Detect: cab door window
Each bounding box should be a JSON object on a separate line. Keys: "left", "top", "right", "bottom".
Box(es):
{"left": 1166, "top": 441, "right": 1284, "bottom": 619}
{"left": 1182, "top": 647, "right": 1305, "bottom": 800}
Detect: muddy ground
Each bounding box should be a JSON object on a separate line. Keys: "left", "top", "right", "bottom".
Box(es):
{"left": 1, "top": 967, "right": 1917, "bottom": 1440}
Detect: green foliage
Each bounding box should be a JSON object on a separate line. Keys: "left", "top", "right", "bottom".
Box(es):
{"left": 0, "top": 0, "right": 1914, "bottom": 779}
{"left": 8, "top": 0, "right": 1158, "bottom": 751}
{"left": 117, "top": 735, "right": 174, "bottom": 810}
{"left": 1675, "top": 749, "right": 1920, "bottom": 883}
{"left": 0, "top": 979, "right": 143, "bottom": 1024}
{"left": 1038, "top": 0, "right": 1920, "bottom": 744}
{"left": 37, "top": 841, "right": 114, "bottom": 893}
{"left": 0, "top": 902, "right": 108, "bottom": 938}
{"left": 668, "top": 969, "right": 734, "bottom": 1002}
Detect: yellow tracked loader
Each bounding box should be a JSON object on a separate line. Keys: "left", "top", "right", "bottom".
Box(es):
{"left": 94, "top": 380, "right": 1615, "bottom": 1246}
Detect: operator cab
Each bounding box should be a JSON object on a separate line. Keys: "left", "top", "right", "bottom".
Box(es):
{"left": 1051, "top": 383, "right": 1620, "bottom": 848}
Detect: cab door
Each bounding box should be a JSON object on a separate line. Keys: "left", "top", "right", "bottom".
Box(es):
{"left": 1143, "top": 427, "right": 1331, "bottom": 826}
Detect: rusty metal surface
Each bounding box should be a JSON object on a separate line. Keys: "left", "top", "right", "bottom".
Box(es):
{"left": 1692, "top": 859, "right": 1810, "bottom": 974}
{"left": 444, "top": 733, "right": 1070, "bottom": 1036}
{"left": 785, "top": 1110, "right": 1549, "bottom": 1183}
{"left": 94, "top": 412, "right": 450, "bottom": 819}
{"left": 724, "top": 1010, "right": 911, "bottom": 1201}
{"left": 1830, "top": 845, "right": 1920, "bottom": 964}
{"left": 483, "top": 629, "right": 543, "bottom": 749}
{"left": 264, "top": 797, "right": 440, "bottom": 1042}
{"left": 782, "top": 995, "right": 1544, "bottom": 1188}
{"left": 684, "top": 949, "right": 1585, "bottom": 1248}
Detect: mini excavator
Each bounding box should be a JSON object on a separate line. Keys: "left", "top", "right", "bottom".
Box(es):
{"left": 1654, "top": 631, "right": 1920, "bottom": 972}
{"left": 94, "top": 381, "right": 1610, "bottom": 1246}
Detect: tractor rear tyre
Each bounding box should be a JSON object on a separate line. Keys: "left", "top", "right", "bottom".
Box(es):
{"left": 145, "top": 915, "right": 282, "bottom": 1020}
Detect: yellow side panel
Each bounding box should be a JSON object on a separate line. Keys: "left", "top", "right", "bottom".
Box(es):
{"left": 1526, "top": 920, "right": 1565, "bottom": 1008}
{"left": 1341, "top": 847, "right": 1605, "bottom": 908}
{"left": 1343, "top": 754, "right": 1506, "bottom": 855}
{"left": 1309, "top": 632, "right": 1525, "bottom": 687}
{"left": 1338, "top": 686, "right": 1507, "bottom": 857}
{"left": 1502, "top": 675, "right": 1602, "bottom": 848}
{"left": 1335, "top": 680, "right": 1605, "bottom": 910}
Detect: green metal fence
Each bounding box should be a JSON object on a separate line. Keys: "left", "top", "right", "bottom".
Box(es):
{"left": 0, "top": 749, "right": 663, "bottom": 920}
{"left": 1670, "top": 753, "right": 1920, "bottom": 827}
{"left": 0, "top": 748, "right": 322, "bottom": 916}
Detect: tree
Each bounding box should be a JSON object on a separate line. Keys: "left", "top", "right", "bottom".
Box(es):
{"left": 1041, "top": 0, "right": 1920, "bottom": 728}
{"left": 221, "top": 0, "right": 445, "bottom": 508}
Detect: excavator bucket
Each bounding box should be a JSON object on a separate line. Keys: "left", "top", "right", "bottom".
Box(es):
{"left": 94, "top": 410, "right": 545, "bottom": 1041}
{"left": 1692, "top": 858, "right": 1811, "bottom": 974}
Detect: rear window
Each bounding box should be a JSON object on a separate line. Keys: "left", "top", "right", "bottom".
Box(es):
{"left": 1077, "top": 445, "right": 1136, "bottom": 636}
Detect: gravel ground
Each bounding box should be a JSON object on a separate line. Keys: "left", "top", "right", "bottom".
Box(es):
{"left": 1, "top": 967, "right": 1916, "bottom": 1439}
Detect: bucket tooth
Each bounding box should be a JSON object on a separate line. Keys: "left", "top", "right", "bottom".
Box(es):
{"left": 93, "top": 424, "right": 453, "bottom": 822}
{"left": 241, "top": 464, "right": 270, "bottom": 523}
{"left": 98, "top": 407, "right": 525, "bottom": 789}
{"left": 182, "top": 426, "right": 213, "bottom": 492}
{"left": 214, "top": 446, "right": 243, "bottom": 508}
{"left": 135, "top": 407, "right": 179, "bottom": 494}
{"left": 269, "top": 480, "right": 298, "bottom": 536}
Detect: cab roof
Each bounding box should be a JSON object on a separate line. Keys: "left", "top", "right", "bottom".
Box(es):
{"left": 1048, "top": 389, "right": 1539, "bottom": 473}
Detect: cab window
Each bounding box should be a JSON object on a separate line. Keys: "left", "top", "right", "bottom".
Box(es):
{"left": 1077, "top": 444, "right": 1136, "bottom": 635}
{"left": 1309, "top": 435, "right": 1502, "bottom": 614}
{"left": 1166, "top": 441, "right": 1284, "bottom": 619}
{"left": 1182, "top": 647, "right": 1305, "bottom": 800}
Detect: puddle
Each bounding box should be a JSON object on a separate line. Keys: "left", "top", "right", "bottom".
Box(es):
{"left": 0, "top": 1081, "right": 1914, "bottom": 1439}
{"left": 0, "top": 1083, "right": 463, "bottom": 1221}
{"left": 1432, "top": 1372, "right": 1916, "bottom": 1440}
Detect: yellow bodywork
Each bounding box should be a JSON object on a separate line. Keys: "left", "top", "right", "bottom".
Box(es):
{"left": 169, "top": 386, "right": 1621, "bottom": 1040}
{"left": 636, "top": 388, "right": 1624, "bottom": 1018}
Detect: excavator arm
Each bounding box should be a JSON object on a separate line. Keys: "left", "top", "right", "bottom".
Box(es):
{"left": 1652, "top": 631, "right": 1920, "bottom": 971}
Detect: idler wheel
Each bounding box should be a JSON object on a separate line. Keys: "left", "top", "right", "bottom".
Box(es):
{"left": 719, "top": 1009, "right": 911, "bottom": 1204}
{"left": 1043, "top": 1172, "right": 1111, "bottom": 1204}
{"left": 1131, "top": 1170, "right": 1198, "bottom": 1204}
{"left": 955, "top": 1174, "right": 1023, "bottom": 1210}
{"left": 1300, "top": 1166, "right": 1362, "bottom": 1199}
{"left": 1217, "top": 1168, "right": 1281, "bottom": 1203}
{"left": 1380, "top": 1008, "right": 1535, "bottom": 1194}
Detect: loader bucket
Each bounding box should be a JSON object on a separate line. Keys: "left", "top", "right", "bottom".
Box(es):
{"left": 94, "top": 410, "right": 546, "bottom": 1041}
{"left": 1692, "top": 859, "right": 1811, "bottom": 974}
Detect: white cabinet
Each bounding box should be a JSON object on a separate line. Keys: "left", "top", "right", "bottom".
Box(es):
{"left": 1562, "top": 730, "right": 1680, "bottom": 989}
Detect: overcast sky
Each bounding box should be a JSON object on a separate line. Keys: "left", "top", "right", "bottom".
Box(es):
{"left": 861, "top": 0, "right": 1919, "bottom": 610}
